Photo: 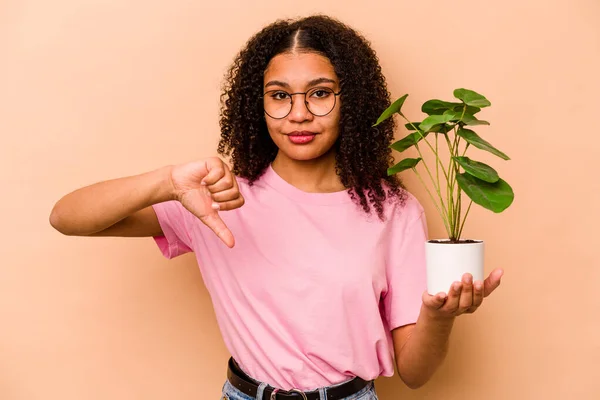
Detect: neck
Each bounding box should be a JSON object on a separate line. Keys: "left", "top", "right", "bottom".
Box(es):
{"left": 271, "top": 151, "right": 345, "bottom": 193}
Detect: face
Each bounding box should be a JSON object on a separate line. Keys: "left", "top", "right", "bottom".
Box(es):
{"left": 262, "top": 52, "right": 341, "bottom": 162}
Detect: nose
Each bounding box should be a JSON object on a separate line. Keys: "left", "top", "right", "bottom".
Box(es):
{"left": 287, "top": 94, "right": 313, "bottom": 123}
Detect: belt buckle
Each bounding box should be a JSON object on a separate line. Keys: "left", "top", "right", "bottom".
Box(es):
{"left": 289, "top": 388, "right": 308, "bottom": 400}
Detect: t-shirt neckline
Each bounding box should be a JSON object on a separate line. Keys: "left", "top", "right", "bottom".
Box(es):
{"left": 261, "top": 164, "right": 352, "bottom": 205}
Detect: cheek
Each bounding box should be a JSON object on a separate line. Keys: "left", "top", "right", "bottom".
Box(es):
{"left": 326, "top": 121, "right": 340, "bottom": 137}
{"left": 325, "top": 111, "right": 341, "bottom": 137}
{"left": 265, "top": 118, "right": 282, "bottom": 137}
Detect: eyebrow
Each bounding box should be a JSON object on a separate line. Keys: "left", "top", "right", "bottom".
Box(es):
{"left": 264, "top": 77, "right": 337, "bottom": 89}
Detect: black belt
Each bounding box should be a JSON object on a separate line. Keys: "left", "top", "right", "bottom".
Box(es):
{"left": 226, "top": 358, "right": 371, "bottom": 400}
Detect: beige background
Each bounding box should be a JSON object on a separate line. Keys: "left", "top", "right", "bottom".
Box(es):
{"left": 1, "top": 0, "right": 599, "bottom": 399}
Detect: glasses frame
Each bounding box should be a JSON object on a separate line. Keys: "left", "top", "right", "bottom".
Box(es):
{"left": 261, "top": 87, "right": 341, "bottom": 119}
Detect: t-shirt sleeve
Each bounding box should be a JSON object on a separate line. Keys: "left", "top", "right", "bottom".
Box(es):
{"left": 383, "top": 203, "right": 428, "bottom": 330}
{"left": 151, "top": 200, "right": 195, "bottom": 259}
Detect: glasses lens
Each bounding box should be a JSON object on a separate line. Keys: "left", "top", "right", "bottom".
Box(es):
{"left": 263, "top": 91, "right": 292, "bottom": 119}
{"left": 306, "top": 87, "right": 336, "bottom": 116}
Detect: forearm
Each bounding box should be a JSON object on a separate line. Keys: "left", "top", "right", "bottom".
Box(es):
{"left": 396, "top": 305, "right": 455, "bottom": 389}
{"left": 50, "top": 166, "right": 174, "bottom": 235}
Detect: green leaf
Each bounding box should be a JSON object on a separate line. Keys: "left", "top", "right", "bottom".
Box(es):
{"left": 387, "top": 158, "right": 422, "bottom": 175}
{"left": 404, "top": 122, "right": 423, "bottom": 131}
{"left": 419, "top": 114, "right": 454, "bottom": 132}
{"left": 453, "top": 88, "right": 491, "bottom": 108}
{"left": 463, "top": 114, "right": 490, "bottom": 126}
{"left": 422, "top": 100, "right": 462, "bottom": 115}
{"left": 406, "top": 120, "right": 451, "bottom": 134}
{"left": 451, "top": 104, "right": 481, "bottom": 115}
{"left": 390, "top": 132, "right": 430, "bottom": 152}
{"left": 443, "top": 110, "right": 490, "bottom": 126}
{"left": 374, "top": 94, "right": 408, "bottom": 126}
{"left": 429, "top": 124, "right": 453, "bottom": 134}
{"left": 457, "top": 128, "right": 510, "bottom": 160}
{"left": 453, "top": 156, "right": 499, "bottom": 183}
{"left": 443, "top": 110, "right": 463, "bottom": 121}
{"left": 456, "top": 173, "right": 514, "bottom": 213}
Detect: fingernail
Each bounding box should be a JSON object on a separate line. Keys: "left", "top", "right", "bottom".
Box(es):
{"left": 465, "top": 275, "right": 472, "bottom": 284}
{"left": 212, "top": 202, "right": 220, "bottom": 210}
{"left": 201, "top": 181, "right": 207, "bottom": 186}
{"left": 475, "top": 282, "right": 483, "bottom": 290}
{"left": 453, "top": 282, "right": 462, "bottom": 291}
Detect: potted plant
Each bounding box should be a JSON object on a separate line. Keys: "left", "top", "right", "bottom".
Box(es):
{"left": 374, "top": 88, "right": 514, "bottom": 294}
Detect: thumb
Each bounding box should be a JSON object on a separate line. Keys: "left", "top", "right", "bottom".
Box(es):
{"left": 483, "top": 268, "right": 504, "bottom": 297}
{"left": 200, "top": 212, "right": 235, "bottom": 248}
{"left": 422, "top": 290, "right": 447, "bottom": 310}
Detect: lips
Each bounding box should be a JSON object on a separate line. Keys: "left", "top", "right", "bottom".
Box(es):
{"left": 286, "top": 131, "right": 317, "bottom": 144}
{"left": 287, "top": 131, "right": 317, "bottom": 137}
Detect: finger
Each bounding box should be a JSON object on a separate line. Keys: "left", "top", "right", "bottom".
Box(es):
{"left": 441, "top": 281, "right": 462, "bottom": 313}
{"left": 206, "top": 174, "right": 235, "bottom": 193}
{"left": 483, "top": 268, "right": 504, "bottom": 297}
{"left": 210, "top": 187, "right": 240, "bottom": 203}
{"left": 422, "top": 290, "right": 448, "bottom": 310}
{"left": 201, "top": 159, "right": 226, "bottom": 186}
{"left": 199, "top": 212, "right": 235, "bottom": 248}
{"left": 215, "top": 195, "right": 245, "bottom": 212}
{"left": 467, "top": 280, "right": 484, "bottom": 313}
{"left": 458, "top": 273, "right": 474, "bottom": 314}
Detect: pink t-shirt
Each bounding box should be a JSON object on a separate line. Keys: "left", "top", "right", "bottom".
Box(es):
{"left": 152, "top": 164, "right": 427, "bottom": 391}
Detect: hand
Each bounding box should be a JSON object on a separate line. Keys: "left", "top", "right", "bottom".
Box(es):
{"left": 169, "top": 157, "right": 244, "bottom": 248}
{"left": 422, "top": 269, "right": 504, "bottom": 319}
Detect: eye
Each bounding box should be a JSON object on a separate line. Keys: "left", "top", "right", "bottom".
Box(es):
{"left": 269, "top": 91, "right": 290, "bottom": 101}
{"left": 310, "top": 88, "right": 333, "bottom": 98}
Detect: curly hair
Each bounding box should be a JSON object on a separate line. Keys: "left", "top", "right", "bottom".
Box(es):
{"left": 218, "top": 14, "right": 406, "bottom": 220}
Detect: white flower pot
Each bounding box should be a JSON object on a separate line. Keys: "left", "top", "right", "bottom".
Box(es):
{"left": 425, "top": 240, "right": 484, "bottom": 295}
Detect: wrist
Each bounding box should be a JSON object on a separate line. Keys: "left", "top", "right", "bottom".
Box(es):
{"left": 150, "top": 165, "right": 178, "bottom": 203}
{"left": 420, "top": 304, "right": 456, "bottom": 327}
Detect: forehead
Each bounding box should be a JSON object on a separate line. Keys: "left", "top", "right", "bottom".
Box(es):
{"left": 264, "top": 52, "right": 338, "bottom": 86}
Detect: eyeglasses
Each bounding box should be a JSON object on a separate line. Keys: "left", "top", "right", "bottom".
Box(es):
{"left": 262, "top": 87, "right": 341, "bottom": 119}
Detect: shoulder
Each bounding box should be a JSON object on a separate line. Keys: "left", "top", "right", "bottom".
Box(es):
{"left": 382, "top": 185, "right": 425, "bottom": 226}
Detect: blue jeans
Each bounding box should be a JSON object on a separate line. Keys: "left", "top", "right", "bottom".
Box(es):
{"left": 220, "top": 379, "right": 379, "bottom": 400}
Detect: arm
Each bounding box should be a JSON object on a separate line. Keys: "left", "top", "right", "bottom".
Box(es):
{"left": 391, "top": 269, "right": 503, "bottom": 389}
{"left": 49, "top": 157, "right": 244, "bottom": 246}
{"left": 50, "top": 166, "right": 172, "bottom": 237}
{"left": 391, "top": 307, "right": 454, "bottom": 389}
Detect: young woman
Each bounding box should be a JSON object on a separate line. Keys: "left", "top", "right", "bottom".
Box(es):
{"left": 50, "top": 14, "right": 502, "bottom": 400}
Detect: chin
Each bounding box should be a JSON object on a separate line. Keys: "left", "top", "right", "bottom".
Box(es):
{"left": 279, "top": 145, "right": 335, "bottom": 162}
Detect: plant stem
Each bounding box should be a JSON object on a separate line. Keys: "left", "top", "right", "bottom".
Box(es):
{"left": 462, "top": 142, "right": 470, "bottom": 156}
{"left": 435, "top": 133, "right": 441, "bottom": 201}
{"left": 413, "top": 167, "right": 451, "bottom": 236}
{"left": 454, "top": 186, "right": 462, "bottom": 239}
{"left": 400, "top": 115, "right": 449, "bottom": 217}
{"left": 452, "top": 136, "right": 463, "bottom": 239}
{"left": 445, "top": 131, "right": 456, "bottom": 239}
{"left": 413, "top": 143, "right": 447, "bottom": 213}
{"left": 451, "top": 106, "right": 469, "bottom": 240}
{"left": 457, "top": 200, "right": 473, "bottom": 239}
{"left": 401, "top": 115, "right": 449, "bottom": 180}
